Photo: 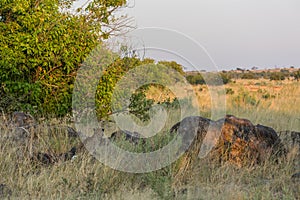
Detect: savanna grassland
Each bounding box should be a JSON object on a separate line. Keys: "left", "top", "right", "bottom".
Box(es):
{"left": 1, "top": 0, "right": 299, "bottom": 199}
{"left": 0, "top": 76, "right": 299, "bottom": 200}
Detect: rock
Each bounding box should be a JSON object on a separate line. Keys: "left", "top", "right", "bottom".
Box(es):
{"left": 171, "top": 115, "right": 285, "bottom": 168}
{"left": 291, "top": 172, "right": 300, "bottom": 182}
{"left": 252, "top": 124, "right": 286, "bottom": 160}
{"left": 32, "top": 147, "right": 78, "bottom": 165}
{"left": 219, "top": 115, "right": 285, "bottom": 166}
{"left": 31, "top": 127, "right": 106, "bottom": 165}
{"left": 278, "top": 130, "right": 300, "bottom": 149}
{"left": 170, "top": 116, "right": 212, "bottom": 158}
{"left": 12, "top": 111, "right": 35, "bottom": 127}
{"left": 0, "top": 183, "right": 12, "bottom": 198}
{"left": 110, "top": 130, "right": 144, "bottom": 145}
{"left": 33, "top": 152, "right": 54, "bottom": 165}
{"left": 67, "top": 126, "right": 80, "bottom": 138}
{"left": 59, "top": 147, "right": 77, "bottom": 161}
{"left": 71, "top": 127, "right": 108, "bottom": 157}
{"left": 291, "top": 131, "right": 300, "bottom": 147}
{"left": 10, "top": 112, "right": 35, "bottom": 142}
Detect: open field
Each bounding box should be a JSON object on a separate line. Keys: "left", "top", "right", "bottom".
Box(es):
{"left": 0, "top": 78, "right": 299, "bottom": 199}
{"left": 147, "top": 78, "right": 300, "bottom": 131}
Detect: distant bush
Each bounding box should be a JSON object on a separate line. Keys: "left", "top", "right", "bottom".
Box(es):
{"left": 269, "top": 72, "right": 285, "bottom": 81}
{"left": 262, "top": 93, "right": 275, "bottom": 99}
{"left": 186, "top": 73, "right": 231, "bottom": 85}
{"left": 292, "top": 70, "right": 300, "bottom": 81}
{"left": 226, "top": 88, "right": 234, "bottom": 95}
{"left": 220, "top": 73, "right": 232, "bottom": 84}
{"left": 241, "top": 73, "right": 257, "bottom": 79}
{"left": 232, "top": 90, "right": 257, "bottom": 106}
{"left": 186, "top": 74, "right": 205, "bottom": 85}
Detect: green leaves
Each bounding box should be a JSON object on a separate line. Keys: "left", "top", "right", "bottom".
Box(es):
{"left": 0, "top": 0, "right": 127, "bottom": 116}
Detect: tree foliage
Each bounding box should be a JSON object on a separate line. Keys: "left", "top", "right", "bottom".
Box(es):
{"left": 95, "top": 59, "right": 185, "bottom": 120}
{"left": 186, "top": 72, "right": 231, "bottom": 85}
{"left": 269, "top": 72, "right": 285, "bottom": 81}
{"left": 0, "top": 0, "right": 127, "bottom": 115}
{"left": 292, "top": 69, "right": 300, "bottom": 81}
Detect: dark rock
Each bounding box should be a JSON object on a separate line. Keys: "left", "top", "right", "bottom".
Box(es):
{"left": 10, "top": 112, "right": 35, "bottom": 142}
{"left": 171, "top": 115, "right": 286, "bottom": 168}
{"left": 110, "top": 130, "right": 144, "bottom": 145}
{"left": 170, "top": 116, "right": 212, "bottom": 157}
{"left": 12, "top": 112, "right": 35, "bottom": 127}
{"left": 291, "top": 131, "right": 300, "bottom": 146}
{"left": 0, "top": 183, "right": 12, "bottom": 198}
{"left": 32, "top": 147, "right": 78, "bottom": 165}
{"left": 67, "top": 126, "right": 80, "bottom": 138}
{"left": 59, "top": 147, "right": 77, "bottom": 161}
{"left": 75, "top": 128, "right": 107, "bottom": 155}
{"left": 33, "top": 152, "right": 55, "bottom": 165}
{"left": 254, "top": 124, "right": 286, "bottom": 159}
{"left": 291, "top": 172, "right": 300, "bottom": 182}
{"left": 278, "top": 130, "right": 300, "bottom": 151}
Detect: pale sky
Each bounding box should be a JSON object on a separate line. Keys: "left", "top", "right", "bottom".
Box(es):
{"left": 75, "top": 0, "right": 300, "bottom": 71}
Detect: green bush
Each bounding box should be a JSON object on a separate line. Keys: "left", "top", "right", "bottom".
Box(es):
{"left": 96, "top": 59, "right": 184, "bottom": 120}
{"left": 293, "top": 69, "right": 300, "bottom": 81}
{"left": 241, "top": 72, "right": 257, "bottom": 79}
{"left": 186, "top": 72, "right": 231, "bottom": 85}
{"left": 186, "top": 74, "right": 205, "bottom": 85}
{"left": 232, "top": 90, "right": 257, "bottom": 106}
{"left": 0, "top": 0, "right": 127, "bottom": 116}
{"left": 269, "top": 72, "right": 285, "bottom": 81}
{"left": 226, "top": 88, "right": 234, "bottom": 95}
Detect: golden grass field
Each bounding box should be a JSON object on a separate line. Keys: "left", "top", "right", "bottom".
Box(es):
{"left": 0, "top": 78, "right": 299, "bottom": 199}
{"left": 147, "top": 78, "right": 300, "bottom": 131}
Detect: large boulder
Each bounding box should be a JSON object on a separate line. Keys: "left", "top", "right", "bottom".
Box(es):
{"left": 171, "top": 115, "right": 285, "bottom": 168}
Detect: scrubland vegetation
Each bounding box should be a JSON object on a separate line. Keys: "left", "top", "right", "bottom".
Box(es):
{"left": 1, "top": 0, "right": 299, "bottom": 199}
{"left": 1, "top": 76, "right": 299, "bottom": 199}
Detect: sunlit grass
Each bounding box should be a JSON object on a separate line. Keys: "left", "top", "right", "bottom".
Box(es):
{"left": 0, "top": 78, "right": 299, "bottom": 199}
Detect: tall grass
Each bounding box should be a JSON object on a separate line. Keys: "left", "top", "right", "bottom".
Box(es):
{"left": 0, "top": 79, "right": 299, "bottom": 199}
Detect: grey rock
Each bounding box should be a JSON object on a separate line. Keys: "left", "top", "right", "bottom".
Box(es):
{"left": 0, "top": 183, "right": 12, "bottom": 198}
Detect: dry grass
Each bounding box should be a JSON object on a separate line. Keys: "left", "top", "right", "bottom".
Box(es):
{"left": 0, "top": 78, "right": 299, "bottom": 199}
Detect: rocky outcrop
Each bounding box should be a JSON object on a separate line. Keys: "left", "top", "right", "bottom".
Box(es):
{"left": 31, "top": 147, "right": 77, "bottom": 165}
{"left": 29, "top": 115, "right": 290, "bottom": 169}
{"left": 171, "top": 115, "right": 285, "bottom": 167}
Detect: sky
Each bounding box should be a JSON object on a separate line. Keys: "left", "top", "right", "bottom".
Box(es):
{"left": 74, "top": 0, "right": 300, "bottom": 71}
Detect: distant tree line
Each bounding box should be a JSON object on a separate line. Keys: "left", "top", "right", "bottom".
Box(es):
{"left": 226, "top": 69, "right": 300, "bottom": 81}
{"left": 185, "top": 68, "right": 300, "bottom": 86}
{"left": 186, "top": 73, "right": 231, "bottom": 85}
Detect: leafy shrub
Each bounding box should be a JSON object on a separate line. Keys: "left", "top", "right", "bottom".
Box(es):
{"left": 262, "top": 93, "right": 275, "bottom": 99}
{"left": 226, "top": 88, "right": 234, "bottom": 95}
{"left": 232, "top": 90, "right": 257, "bottom": 106}
{"left": 96, "top": 60, "right": 184, "bottom": 120}
{"left": 128, "top": 91, "right": 155, "bottom": 122}
{"left": 186, "top": 72, "right": 231, "bottom": 86}
{"left": 269, "top": 72, "right": 285, "bottom": 81}
{"left": 220, "top": 73, "right": 232, "bottom": 84}
{"left": 292, "top": 70, "right": 300, "bottom": 81}
{"left": 0, "top": 0, "right": 127, "bottom": 117}
{"left": 186, "top": 74, "right": 205, "bottom": 85}
{"left": 241, "top": 72, "right": 257, "bottom": 79}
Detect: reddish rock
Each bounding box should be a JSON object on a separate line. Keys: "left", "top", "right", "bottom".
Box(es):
{"left": 171, "top": 115, "right": 285, "bottom": 168}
